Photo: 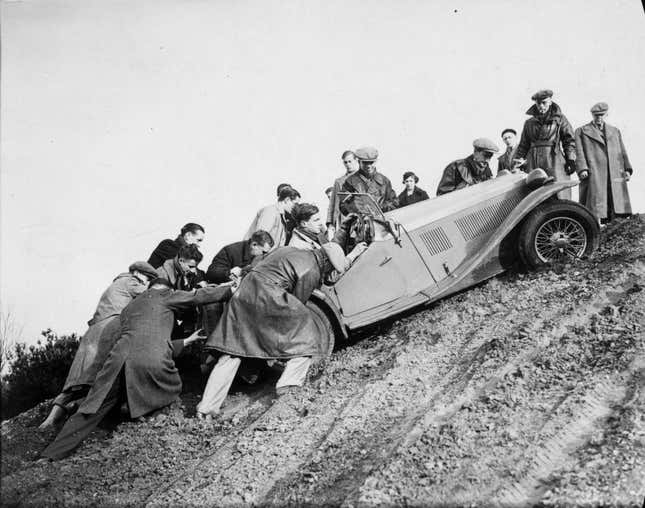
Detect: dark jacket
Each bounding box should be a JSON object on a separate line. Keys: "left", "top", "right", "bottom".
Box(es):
{"left": 80, "top": 285, "right": 232, "bottom": 418}
{"left": 515, "top": 102, "right": 577, "bottom": 199}
{"left": 342, "top": 170, "right": 399, "bottom": 212}
{"left": 206, "top": 240, "right": 253, "bottom": 283}
{"left": 497, "top": 146, "right": 522, "bottom": 173}
{"left": 148, "top": 237, "right": 184, "bottom": 269}
{"left": 575, "top": 122, "right": 633, "bottom": 219}
{"left": 205, "top": 247, "right": 330, "bottom": 359}
{"left": 436, "top": 155, "right": 493, "bottom": 196}
{"left": 397, "top": 187, "right": 430, "bottom": 208}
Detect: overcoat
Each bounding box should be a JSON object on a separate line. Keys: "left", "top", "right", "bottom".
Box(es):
{"left": 515, "top": 102, "right": 577, "bottom": 199}
{"left": 244, "top": 204, "right": 288, "bottom": 250}
{"left": 79, "top": 285, "right": 232, "bottom": 418}
{"left": 436, "top": 155, "right": 492, "bottom": 196}
{"left": 63, "top": 273, "right": 147, "bottom": 390}
{"left": 575, "top": 122, "right": 633, "bottom": 219}
{"left": 204, "top": 247, "right": 329, "bottom": 360}
{"left": 397, "top": 187, "right": 430, "bottom": 207}
{"left": 342, "top": 171, "right": 399, "bottom": 212}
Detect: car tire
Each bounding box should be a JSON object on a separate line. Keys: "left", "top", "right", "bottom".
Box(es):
{"left": 306, "top": 301, "right": 336, "bottom": 375}
{"left": 518, "top": 199, "right": 600, "bottom": 269}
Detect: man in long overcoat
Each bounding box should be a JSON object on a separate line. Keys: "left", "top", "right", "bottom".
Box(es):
{"left": 575, "top": 102, "right": 633, "bottom": 222}
{"left": 196, "top": 240, "right": 367, "bottom": 417}
{"left": 514, "top": 89, "right": 577, "bottom": 199}
{"left": 41, "top": 279, "right": 233, "bottom": 460}
{"left": 39, "top": 261, "right": 158, "bottom": 429}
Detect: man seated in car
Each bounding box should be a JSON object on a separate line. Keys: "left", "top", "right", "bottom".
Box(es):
{"left": 436, "top": 138, "right": 499, "bottom": 195}
{"left": 341, "top": 146, "right": 398, "bottom": 212}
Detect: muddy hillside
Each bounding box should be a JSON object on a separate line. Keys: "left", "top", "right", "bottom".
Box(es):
{"left": 2, "top": 215, "right": 644, "bottom": 507}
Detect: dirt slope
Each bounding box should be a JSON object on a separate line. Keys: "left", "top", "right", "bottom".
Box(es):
{"left": 2, "top": 215, "right": 644, "bottom": 507}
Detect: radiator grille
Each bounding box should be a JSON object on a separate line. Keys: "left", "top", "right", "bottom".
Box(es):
{"left": 455, "top": 194, "right": 522, "bottom": 241}
{"left": 418, "top": 227, "right": 452, "bottom": 256}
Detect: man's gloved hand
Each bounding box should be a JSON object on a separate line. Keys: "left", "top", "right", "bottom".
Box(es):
{"left": 578, "top": 170, "right": 589, "bottom": 180}
{"left": 565, "top": 159, "right": 577, "bottom": 175}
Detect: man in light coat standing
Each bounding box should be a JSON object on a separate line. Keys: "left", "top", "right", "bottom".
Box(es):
{"left": 326, "top": 150, "right": 359, "bottom": 238}
{"left": 575, "top": 102, "right": 633, "bottom": 223}
{"left": 244, "top": 187, "right": 301, "bottom": 250}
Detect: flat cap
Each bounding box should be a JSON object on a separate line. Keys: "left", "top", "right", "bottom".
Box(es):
{"left": 355, "top": 146, "right": 379, "bottom": 162}
{"left": 590, "top": 102, "right": 608, "bottom": 114}
{"left": 473, "top": 138, "right": 499, "bottom": 153}
{"left": 129, "top": 261, "right": 158, "bottom": 280}
{"left": 531, "top": 89, "right": 553, "bottom": 101}
{"left": 501, "top": 128, "right": 517, "bottom": 137}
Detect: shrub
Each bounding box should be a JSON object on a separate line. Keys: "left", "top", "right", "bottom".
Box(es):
{"left": 1, "top": 329, "right": 80, "bottom": 420}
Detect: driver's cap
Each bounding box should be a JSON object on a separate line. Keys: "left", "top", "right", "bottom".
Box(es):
{"left": 355, "top": 146, "right": 378, "bottom": 162}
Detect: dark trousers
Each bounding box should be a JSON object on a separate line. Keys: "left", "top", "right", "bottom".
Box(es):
{"left": 41, "top": 370, "right": 126, "bottom": 460}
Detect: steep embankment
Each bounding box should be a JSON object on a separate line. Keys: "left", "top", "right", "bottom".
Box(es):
{"left": 2, "top": 215, "right": 644, "bottom": 507}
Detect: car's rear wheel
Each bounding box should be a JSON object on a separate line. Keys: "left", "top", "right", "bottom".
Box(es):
{"left": 306, "top": 301, "right": 336, "bottom": 375}
{"left": 518, "top": 200, "right": 600, "bottom": 269}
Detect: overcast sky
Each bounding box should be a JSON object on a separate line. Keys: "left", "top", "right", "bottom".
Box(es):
{"left": 1, "top": 0, "right": 644, "bottom": 344}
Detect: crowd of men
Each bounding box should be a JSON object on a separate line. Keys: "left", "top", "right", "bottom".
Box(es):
{"left": 39, "top": 89, "right": 634, "bottom": 460}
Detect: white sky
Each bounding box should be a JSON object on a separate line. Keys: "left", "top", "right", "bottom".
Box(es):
{"left": 1, "top": 0, "right": 644, "bottom": 344}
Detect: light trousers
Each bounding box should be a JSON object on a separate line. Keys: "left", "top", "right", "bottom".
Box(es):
{"left": 196, "top": 355, "right": 311, "bottom": 416}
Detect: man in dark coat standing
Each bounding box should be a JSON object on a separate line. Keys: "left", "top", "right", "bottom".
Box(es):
{"left": 148, "top": 223, "right": 205, "bottom": 269}
{"left": 205, "top": 230, "right": 274, "bottom": 284}
{"left": 514, "top": 89, "right": 577, "bottom": 199}
{"left": 436, "top": 138, "right": 499, "bottom": 195}
{"left": 341, "top": 147, "right": 398, "bottom": 212}
{"left": 41, "top": 279, "right": 233, "bottom": 460}
{"left": 575, "top": 102, "right": 633, "bottom": 223}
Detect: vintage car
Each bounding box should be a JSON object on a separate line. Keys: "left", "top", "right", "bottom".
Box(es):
{"left": 307, "top": 169, "right": 600, "bottom": 354}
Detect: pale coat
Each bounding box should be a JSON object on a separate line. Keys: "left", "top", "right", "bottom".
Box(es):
{"left": 326, "top": 173, "right": 354, "bottom": 227}
{"left": 63, "top": 273, "right": 147, "bottom": 390}
{"left": 244, "top": 204, "right": 288, "bottom": 250}
{"left": 575, "top": 122, "right": 633, "bottom": 219}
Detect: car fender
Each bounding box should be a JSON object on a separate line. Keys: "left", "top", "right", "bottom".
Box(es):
{"left": 310, "top": 289, "right": 349, "bottom": 339}
{"left": 423, "top": 179, "right": 576, "bottom": 301}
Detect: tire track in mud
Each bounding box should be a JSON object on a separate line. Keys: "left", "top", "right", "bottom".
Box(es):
{"left": 493, "top": 372, "right": 634, "bottom": 507}
{"left": 353, "top": 264, "right": 644, "bottom": 506}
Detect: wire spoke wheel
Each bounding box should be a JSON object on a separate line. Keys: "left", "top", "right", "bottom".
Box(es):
{"left": 534, "top": 216, "right": 588, "bottom": 263}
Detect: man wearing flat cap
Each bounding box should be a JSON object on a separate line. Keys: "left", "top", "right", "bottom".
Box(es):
{"left": 436, "top": 138, "right": 498, "bottom": 196}
{"left": 514, "top": 89, "right": 577, "bottom": 199}
{"left": 341, "top": 146, "right": 398, "bottom": 211}
{"left": 574, "top": 102, "right": 633, "bottom": 223}
{"left": 497, "top": 128, "right": 522, "bottom": 174}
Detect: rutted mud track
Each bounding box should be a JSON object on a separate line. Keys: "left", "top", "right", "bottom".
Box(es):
{"left": 2, "top": 216, "right": 644, "bottom": 507}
